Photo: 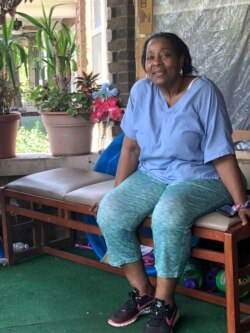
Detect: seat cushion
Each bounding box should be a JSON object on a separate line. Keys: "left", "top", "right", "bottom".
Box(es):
{"left": 194, "top": 211, "right": 241, "bottom": 232}
{"left": 6, "top": 167, "right": 114, "bottom": 200}
{"left": 65, "top": 179, "right": 115, "bottom": 205}
{"left": 65, "top": 180, "right": 241, "bottom": 232}
{"left": 6, "top": 168, "right": 243, "bottom": 232}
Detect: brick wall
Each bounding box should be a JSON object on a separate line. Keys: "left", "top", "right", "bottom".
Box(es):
{"left": 107, "top": 0, "right": 135, "bottom": 104}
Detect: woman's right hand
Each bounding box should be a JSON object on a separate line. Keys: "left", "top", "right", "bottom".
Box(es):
{"left": 238, "top": 207, "right": 250, "bottom": 226}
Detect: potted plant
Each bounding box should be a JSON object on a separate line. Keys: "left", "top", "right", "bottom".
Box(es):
{"left": 0, "top": 76, "right": 21, "bottom": 158}
{"left": 28, "top": 75, "right": 125, "bottom": 154}
{"left": 17, "top": 3, "right": 125, "bottom": 155}
{"left": 17, "top": 4, "right": 100, "bottom": 155}
{"left": 28, "top": 71, "right": 100, "bottom": 155}
{"left": 0, "top": 7, "right": 29, "bottom": 158}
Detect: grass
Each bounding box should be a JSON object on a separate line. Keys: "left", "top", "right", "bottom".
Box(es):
{"left": 16, "top": 121, "right": 50, "bottom": 154}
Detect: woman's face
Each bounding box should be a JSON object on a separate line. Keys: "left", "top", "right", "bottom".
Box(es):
{"left": 145, "top": 37, "right": 183, "bottom": 87}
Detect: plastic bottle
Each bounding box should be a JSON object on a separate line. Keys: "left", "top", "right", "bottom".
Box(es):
{"left": 13, "top": 242, "right": 29, "bottom": 253}
{"left": 216, "top": 269, "right": 250, "bottom": 298}
{"left": 0, "top": 259, "right": 8, "bottom": 265}
{"left": 179, "top": 259, "right": 203, "bottom": 289}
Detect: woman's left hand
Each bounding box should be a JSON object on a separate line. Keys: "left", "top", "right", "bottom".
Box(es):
{"left": 89, "top": 201, "right": 99, "bottom": 213}
{"left": 238, "top": 207, "right": 250, "bottom": 226}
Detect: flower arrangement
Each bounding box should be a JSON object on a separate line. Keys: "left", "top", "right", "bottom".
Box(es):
{"left": 90, "top": 83, "right": 124, "bottom": 125}
{"left": 28, "top": 78, "right": 124, "bottom": 127}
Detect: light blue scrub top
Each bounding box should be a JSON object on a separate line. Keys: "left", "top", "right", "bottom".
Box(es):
{"left": 121, "top": 76, "right": 235, "bottom": 183}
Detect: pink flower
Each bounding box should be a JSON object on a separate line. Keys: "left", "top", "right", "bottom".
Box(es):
{"left": 90, "top": 96, "right": 124, "bottom": 124}
{"left": 109, "top": 106, "right": 123, "bottom": 121}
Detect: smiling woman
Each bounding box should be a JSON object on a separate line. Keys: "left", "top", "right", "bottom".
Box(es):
{"left": 95, "top": 32, "right": 250, "bottom": 333}
{"left": 142, "top": 32, "right": 195, "bottom": 107}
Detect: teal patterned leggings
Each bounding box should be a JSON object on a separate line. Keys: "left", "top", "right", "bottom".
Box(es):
{"left": 97, "top": 170, "right": 233, "bottom": 278}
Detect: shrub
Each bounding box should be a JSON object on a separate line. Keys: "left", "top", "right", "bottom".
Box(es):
{"left": 16, "top": 121, "right": 49, "bottom": 153}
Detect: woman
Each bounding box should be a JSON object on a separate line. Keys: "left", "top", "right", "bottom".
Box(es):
{"left": 95, "top": 32, "right": 250, "bottom": 333}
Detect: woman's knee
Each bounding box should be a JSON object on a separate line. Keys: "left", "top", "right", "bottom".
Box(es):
{"left": 97, "top": 190, "right": 137, "bottom": 236}
{"left": 97, "top": 192, "right": 119, "bottom": 230}
{"left": 151, "top": 204, "right": 190, "bottom": 234}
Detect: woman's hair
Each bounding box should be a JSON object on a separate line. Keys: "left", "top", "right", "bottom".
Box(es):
{"left": 141, "top": 32, "right": 194, "bottom": 75}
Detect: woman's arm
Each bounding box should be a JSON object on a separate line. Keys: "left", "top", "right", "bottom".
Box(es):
{"left": 213, "top": 154, "right": 250, "bottom": 225}
{"left": 115, "top": 135, "right": 140, "bottom": 186}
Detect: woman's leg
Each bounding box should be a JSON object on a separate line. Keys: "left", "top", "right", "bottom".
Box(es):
{"left": 152, "top": 178, "right": 232, "bottom": 304}
{"left": 97, "top": 170, "right": 165, "bottom": 266}
{"left": 143, "top": 179, "right": 233, "bottom": 333}
{"left": 97, "top": 170, "right": 166, "bottom": 290}
{"left": 97, "top": 171, "right": 166, "bottom": 327}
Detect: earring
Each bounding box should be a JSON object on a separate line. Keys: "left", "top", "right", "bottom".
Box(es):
{"left": 180, "top": 68, "right": 183, "bottom": 77}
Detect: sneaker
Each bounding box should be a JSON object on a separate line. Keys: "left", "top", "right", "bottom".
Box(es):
{"left": 108, "top": 288, "right": 154, "bottom": 327}
{"left": 144, "top": 299, "right": 179, "bottom": 333}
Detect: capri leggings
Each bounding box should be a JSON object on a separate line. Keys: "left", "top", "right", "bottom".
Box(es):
{"left": 97, "top": 170, "right": 233, "bottom": 278}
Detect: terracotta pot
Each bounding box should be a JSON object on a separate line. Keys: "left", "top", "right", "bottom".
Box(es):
{"left": 41, "top": 112, "right": 94, "bottom": 156}
{"left": 0, "top": 112, "right": 21, "bottom": 159}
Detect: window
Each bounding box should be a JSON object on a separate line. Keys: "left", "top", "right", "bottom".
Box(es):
{"left": 86, "top": 0, "right": 108, "bottom": 83}
{"left": 86, "top": 0, "right": 113, "bottom": 151}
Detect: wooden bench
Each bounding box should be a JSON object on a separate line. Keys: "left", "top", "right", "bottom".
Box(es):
{"left": 1, "top": 163, "right": 250, "bottom": 333}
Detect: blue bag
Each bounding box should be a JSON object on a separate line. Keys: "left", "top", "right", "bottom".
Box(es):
{"left": 93, "top": 132, "right": 124, "bottom": 175}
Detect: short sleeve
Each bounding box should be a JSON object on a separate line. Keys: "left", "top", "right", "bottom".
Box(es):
{"left": 120, "top": 80, "right": 143, "bottom": 140}
{"left": 198, "top": 79, "right": 235, "bottom": 163}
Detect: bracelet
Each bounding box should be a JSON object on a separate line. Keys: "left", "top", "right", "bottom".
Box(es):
{"left": 232, "top": 200, "right": 250, "bottom": 213}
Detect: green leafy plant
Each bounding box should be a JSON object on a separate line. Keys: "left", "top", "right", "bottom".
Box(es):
{"left": 0, "top": 76, "right": 17, "bottom": 114}
{"left": 28, "top": 71, "right": 100, "bottom": 120}
{"left": 16, "top": 121, "right": 49, "bottom": 153}
{"left": 17, "top": 3, "right": 77, "bottom": 93}
{"left": 0, "top": 16, "right": 28, "bottom": 114}
{"left": 17, "top": 3, "right": 102, "bottom": 123}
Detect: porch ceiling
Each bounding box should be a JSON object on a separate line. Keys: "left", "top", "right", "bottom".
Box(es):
{"left": 17, "top": 0, "right": 77, "bottom": 18}
{"left": 15, "top": 0, "right": 77, "bottom": 32}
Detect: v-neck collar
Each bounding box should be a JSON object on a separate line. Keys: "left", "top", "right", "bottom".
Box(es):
{"left": 158, "top": 77, "right": 200, "bottom": 111}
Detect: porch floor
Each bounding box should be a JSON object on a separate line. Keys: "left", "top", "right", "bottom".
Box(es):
{"left": 0, "top": 252, "right": 229, "bottom": 333}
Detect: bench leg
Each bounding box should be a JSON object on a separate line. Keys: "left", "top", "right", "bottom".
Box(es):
{"left": 224, "top": 233, "right": 241, "bottom": 333}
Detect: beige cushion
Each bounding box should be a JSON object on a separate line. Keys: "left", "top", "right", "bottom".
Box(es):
{"left": 65, "top": 179, "right": 242, "bottom": 232}
{"left": 6, "top": 167, "right": 244, "bottom": 232}
{"left": 195, "top": 193, "right": 249, "bottom": 232}
{"left": 65, "top": 179, "right": 115, "bottom": 205}
{"left": 6, "top": 167, "right": 114, "bottom": 200}
{"left": 194, "top": 211, "right": 240, "bottom": 232}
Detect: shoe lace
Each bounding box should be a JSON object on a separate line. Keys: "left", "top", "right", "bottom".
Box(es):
{"left": 149, "top": 299, "right": 169, "bottom": 326}
{"left": 123, "top": 288, "right": 141, "bottom": 311}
